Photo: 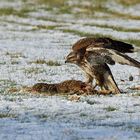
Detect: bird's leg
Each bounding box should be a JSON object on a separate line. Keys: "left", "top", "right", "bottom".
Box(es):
{"left": 92, "top": 83, "right": 98, "bottom": 89}
{"left": 85, "top": 73, "right": 93, "bottom": 85}
{"left": 84, "top": 73, "right": 100, "bottom": 90}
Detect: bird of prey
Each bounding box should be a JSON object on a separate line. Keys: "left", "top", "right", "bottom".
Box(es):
{"left": 65, "top": 37, "right": 140, "bottom": 94}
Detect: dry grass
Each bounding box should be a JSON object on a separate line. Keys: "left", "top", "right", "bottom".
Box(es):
{"left": 104, "top": 106, "right": 118, "bottom": 112}
{"left": 24, "top": 67, "right": 46, "bottom": 74}
{"left": 30, "top": 59, "right": 47, "bottom": 64}
{"left": 117, "top": 0, "right": 140, "bottom": 6}
{"left": 62, "top": 29, "right": 140, "bottom": 47}
{"left": 46, "top": 60, "right": 61, "bottom": 66}
{"left": 37, "top": 0, "right": 65, "bottom": 6}
{"left": 30, "top": 59, "right": 61, "bottom": 66}
{"left": 0, "top": 7, "right": 34, "bottom": 17}
{"left": 32, "top": 25, "right": 62, "bottom": 31}
{"left": 84, "top": 23, "right": 140, "bottom": 33}
{"left": 5, "top": 52, "right": 25, "bottom": 58}
{"left": 0, "top": 113, "right": 17, "bottom": 118}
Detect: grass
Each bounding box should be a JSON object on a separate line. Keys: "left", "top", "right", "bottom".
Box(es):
{"left": 134, "top": 127, "right": 140, "bottom": 133}
{"left": 7, "top": 87, "right": 19, "bottom": 93}
{"left": 38, "top": 79, "right": 51, "bottom": 82}
{"left": 62, "top": 29, "right": 95, "bottom": 37}
{"left": 24, "top": 67, "right": 46, "bottom": 74}
{"left": 35, "top": 0, "right": 105, "bottom": 16}
{"left": 5, "top": 52, "right": 25, "bottom": 58}
{"left": 127, "top": 125, "right": 140, "bottom": 133}
{"left": 11, "top": 61, "right": 20, "bottom": 65}
{"left": 105, "top": 9, "right": 140, "bottom": 20}
{"left": 0, "top": 8, "right": 15, "bottom": 16}
{"left": 104, "top": 106, "right": 118, "bottom": 112}
{"left": 80, "top": 113, "right": 88, "bottom": 117}
{"left": 86, "top": 99, "right": 100, "bottom": 105}
{"left": 37, "top": 0, "right": 140, "bottom": 20}
{"left": 117, "top": 0, "right": 140, "bottom": 6}
{"left": 36, "top": 114, "right": 48, "bottom": 120}
{"left": 0, "top": 7, "right": 34, "bottom": 17}
{"left": 32, "top": 25, "right": 62, "bottom": 31}
{"left": 1, "top": 0, "right": 139, "bottom": 21}
{"left": 124, "top": 110, "right": 135, "bottom": 114}
{"left": 84, "top": 23, "right": 140, "bottom": 33}
{"left": 30, "top": 59, "right": 47, "bottom": 64}
{"left": 0, "top": 79, "right": 17, "bottom": 87}
{"left": 37, "top": 0, "right": 66, "bottom": 6}
{"left": 0, "top": 113, "right": 17, "bottom": 118}
{"left": 132, "top": 93, "right": 140, "bottom": 97}
{"left": 46, "top": 60, "right": 61, "bottom": 66}
{"left": 77, "top": 1, "right": 140, "bottom": 20}
{"left": 30, "top": 59, "right": 61, "bottom": 66}
{"left": 124, "top": 39, "right": 140, "bottom": 47}
{"left": 62, "top": 29, "right": 140, "bottom": 47}
{"left": 0, "top": 61, "right": 6, "bottom": 65}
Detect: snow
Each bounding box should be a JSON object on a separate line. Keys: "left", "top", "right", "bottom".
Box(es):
{"left": 106, "top": 1, "right": 140, "bottom": 17}
{"left": 0, "top": 0, "right": 140, "bottom": 139}
{"left": 63, "top": 24, "right": 140, "bottom": 40}
{"left": 0, "top": 94, "right": 140, "bottom": 139}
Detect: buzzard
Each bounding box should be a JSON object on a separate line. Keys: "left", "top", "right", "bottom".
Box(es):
{"left": 65, "top": 37, "right": 140, "bottom": 94}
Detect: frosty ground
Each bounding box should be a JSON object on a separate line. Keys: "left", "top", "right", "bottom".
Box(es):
{"left": 0, "top": 0, "right": 140, "bottom": 139}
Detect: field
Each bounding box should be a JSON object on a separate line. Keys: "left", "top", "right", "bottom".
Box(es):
{"left": 0, "top": 0, "right": 140, "bottom": 139}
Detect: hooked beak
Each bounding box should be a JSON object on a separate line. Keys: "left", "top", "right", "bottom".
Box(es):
{"left": 65, "top": 59, "right": 72, "bottom": 63}
{"left": 65, "top": 60, "right": 68, "bottom": 63}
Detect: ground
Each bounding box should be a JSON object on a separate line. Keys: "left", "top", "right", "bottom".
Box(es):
{"left": 0, "top": 0, "right": 140, "bottom": 139}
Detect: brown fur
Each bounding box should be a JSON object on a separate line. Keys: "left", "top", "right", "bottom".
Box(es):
{"left": 31, "top": 80, "right": 115, "bottom": 95}
{"left": 32, "top": 80, "right": 93, "bottom": 94}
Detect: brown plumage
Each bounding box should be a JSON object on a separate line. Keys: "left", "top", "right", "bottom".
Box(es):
{"left": 65, "top": 37, "right": 140, "bottom": 94}
{"left": 72, "top": 37, "right": 134, "bottom": 53}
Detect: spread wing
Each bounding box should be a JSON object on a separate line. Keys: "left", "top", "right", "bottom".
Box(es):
{"left": 86, "top": 47, "right": 140, "bottom": 68}
{"left": 72, "top": 37, "right": 134, "bottom": 53}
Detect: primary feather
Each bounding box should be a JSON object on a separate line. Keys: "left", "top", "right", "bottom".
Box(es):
{"left": 86, "top": 47, "right": 140, "bottom": 68}
{"left": 72, "top": 37, "right": 135, "bottom": 53}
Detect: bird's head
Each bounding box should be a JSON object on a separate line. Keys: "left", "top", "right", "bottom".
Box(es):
{"left": 65, "top": 51, "right": 80, "bottom": 64}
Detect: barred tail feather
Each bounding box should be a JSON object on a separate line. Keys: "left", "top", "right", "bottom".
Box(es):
{"left": 101, "top": 71, "right": 121, "bottom": 94}
{"left": 106, "top": 74, "right": 121, "bottom": 94}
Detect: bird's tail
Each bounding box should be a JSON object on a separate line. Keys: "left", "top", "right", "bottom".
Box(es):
{"left": 101, "top": 71, "right": 121, "bottom": 94}
{"left": 99, "top": 65, "right": 121, "bottom": 94}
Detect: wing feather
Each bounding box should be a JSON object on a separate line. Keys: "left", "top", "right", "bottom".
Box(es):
{"left": 86, "top": 47, "right": 140, "bottom": 68}
{"left": 72, "top": 37, "right": 134, "bottom": 53}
